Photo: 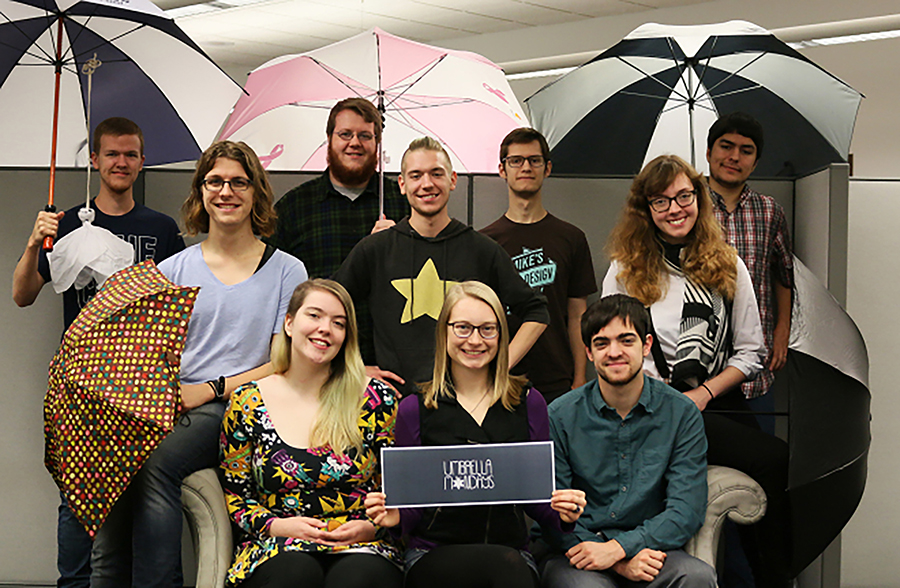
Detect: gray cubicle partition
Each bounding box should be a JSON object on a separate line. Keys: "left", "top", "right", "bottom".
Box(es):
{"left": 1, "top": 166, "right": 801, "bottom": 585}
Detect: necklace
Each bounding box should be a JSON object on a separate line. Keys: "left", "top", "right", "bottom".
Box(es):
{"left": 459, "top": 387, "right": 491, "bottom": 415}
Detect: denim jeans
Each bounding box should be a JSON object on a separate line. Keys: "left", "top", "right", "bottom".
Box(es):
{"left": 91, "top": 401, "right": 225, "bottom": 588}
{"left": 57, "top": 491, "right": 91, "bottom": 588}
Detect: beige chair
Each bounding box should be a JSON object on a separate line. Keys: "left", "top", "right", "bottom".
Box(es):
{"left": 182, "top": 465, "right": 766, "bottom": 588}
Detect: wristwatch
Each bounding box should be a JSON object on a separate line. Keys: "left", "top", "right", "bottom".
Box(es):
{"left": 207, "top": 376, "right": 226, "bottom": 401}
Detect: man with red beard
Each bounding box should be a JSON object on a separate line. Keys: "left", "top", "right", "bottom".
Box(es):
{"left": 268, "top": 98, "right": 409, "bottom": 362}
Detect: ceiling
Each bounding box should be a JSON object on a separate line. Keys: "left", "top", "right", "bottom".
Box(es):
{"left": 158, "top": 0, "right": 714, "bottom": 77}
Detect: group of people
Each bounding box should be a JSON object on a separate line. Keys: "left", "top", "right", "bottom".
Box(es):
{"left": 13, "top": 97, "right": 795, "bottom": 588}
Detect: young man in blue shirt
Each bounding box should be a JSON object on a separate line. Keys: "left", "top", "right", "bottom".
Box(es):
{"left": 540, "top": 294, "right": 715, "bottom": 588}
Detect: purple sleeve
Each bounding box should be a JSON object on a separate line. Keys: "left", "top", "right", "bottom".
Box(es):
{"left": 524, "top": 388, "right": 574, "bottom": 533}
{"left": 394, "top": 394, "right": 424, "bottom": 537}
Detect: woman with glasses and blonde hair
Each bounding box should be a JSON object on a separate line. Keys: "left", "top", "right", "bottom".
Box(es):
{"left": 602, "top": 154, "right": 792, "bottom": 588}
{"left": 220, "top": 279, "right": 401, "bottom": 588}
{"left": 91, "top": 141, "right": 308, "bottom": 587}
{"left": 365, "top": 281, "right": 585, "bottom": 588}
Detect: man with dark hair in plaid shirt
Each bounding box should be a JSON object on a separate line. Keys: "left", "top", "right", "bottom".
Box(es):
{"left": 706, "top": 112, "right": 794, "bottom": 412}
{"left": 267, "top": 98, "right": 409, "bottom": 362}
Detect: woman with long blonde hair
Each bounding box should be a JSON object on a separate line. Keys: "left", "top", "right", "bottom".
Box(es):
{"left": 366, "top": 281, "right": 585, "bottom": 588}
{"left": 603, "top": 154, "right": 792, "bottom": 588}
{"left": 221, "top": 279, "right": 402, "bottom": 588}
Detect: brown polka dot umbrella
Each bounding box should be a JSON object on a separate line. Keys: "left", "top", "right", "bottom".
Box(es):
{"left": 44, "top": 259, "right": 198, "bottom": 537}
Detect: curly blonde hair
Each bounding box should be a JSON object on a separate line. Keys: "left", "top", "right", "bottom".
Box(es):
{"left": 606, "top": 154, "right": 737, "bottom": 305}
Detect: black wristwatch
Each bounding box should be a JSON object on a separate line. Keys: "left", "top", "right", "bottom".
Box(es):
{"left": 207, "top": 376, "right": 226, "bottom": 401}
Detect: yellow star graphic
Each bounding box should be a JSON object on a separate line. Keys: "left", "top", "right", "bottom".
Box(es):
{"left": 391, "top": 259, "right": 459, "bottom": 323}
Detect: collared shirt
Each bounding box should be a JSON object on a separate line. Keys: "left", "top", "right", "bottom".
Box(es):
{"left": 544, "top": 376, "right": 707, "bottom": 558}
{"left": 711, "top": 184, "right": 794, "bottom": 398}
{"left": 267, "top": 170, "right": 409, "bottom": 280}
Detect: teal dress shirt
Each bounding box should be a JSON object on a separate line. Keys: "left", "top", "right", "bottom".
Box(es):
{"left": 545, "top": 376, "right": 707, "bottom": 557}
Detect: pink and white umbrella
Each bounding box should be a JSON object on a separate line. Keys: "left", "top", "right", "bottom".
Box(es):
{"left": 219, "top": 27, "right": 528, "bottom": 174}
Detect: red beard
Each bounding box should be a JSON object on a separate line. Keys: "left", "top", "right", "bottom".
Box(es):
{"left": 327, "top": 141, "right": 378, "bottom": 187}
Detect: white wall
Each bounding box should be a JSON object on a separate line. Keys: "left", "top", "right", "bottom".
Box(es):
{"left": 843, "top": 179, "right": 900, "bottom": 588}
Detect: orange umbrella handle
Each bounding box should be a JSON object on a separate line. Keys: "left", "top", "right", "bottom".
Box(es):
{"left": 44, "top": 16, "right": 64, "bottom": 252}
{"left": 42, "top": 204, "right": 57, "bottom": 251}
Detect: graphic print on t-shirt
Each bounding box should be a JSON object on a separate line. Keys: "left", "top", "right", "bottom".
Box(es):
{"left": 390, "top": 259, "right": 459, "bottom": 323}
{"left": 511, "top": 247, "right": 557, "bottom": 292}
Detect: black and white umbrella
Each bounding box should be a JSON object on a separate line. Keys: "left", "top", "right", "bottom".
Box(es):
{"left": 777, "top": 258, "right": 870, "bottom": 574}
{"left": 526, "top": 21, "right": 862, "bottom": 178}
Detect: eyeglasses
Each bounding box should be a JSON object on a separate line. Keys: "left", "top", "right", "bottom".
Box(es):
{"left": 448, "top": 322, "right": 499, "bottom": 339}
{"left": 648, "top": 189, "right": 696, "bottom": 212}
{"left": 502, "top": 155, "right": 546, "bottom": 168}
{"left": 202, "top": 177, "right": 252, "bottom": 193}
{"left": 334, "top": 130, "right": 375, "bottom": 143}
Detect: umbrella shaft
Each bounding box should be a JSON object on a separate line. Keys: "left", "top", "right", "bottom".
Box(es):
{"left": 44, "top": 16, "right": 65, "bottom": 251}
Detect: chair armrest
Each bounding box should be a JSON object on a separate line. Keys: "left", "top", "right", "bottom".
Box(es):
{"left": 685, "top": 465, "right": 767, "bottom": 569}
{"left": 182, "top": 468, "right": 233, "bottom": 588}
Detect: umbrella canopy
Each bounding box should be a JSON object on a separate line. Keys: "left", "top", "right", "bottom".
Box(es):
{"left": 44, "top": 259, "right": 198, "bottom": 536}
{"left": 219, "top": 27, "right": 528, "bottom": 174}
{"left": 526, "top": 20, "right": 862, "bottom": 178}
{"left": 775, "top": 257, "right": 870, "bottom": 573}
{"left": 0, "top": 0, "right": 242, "bottom": 167}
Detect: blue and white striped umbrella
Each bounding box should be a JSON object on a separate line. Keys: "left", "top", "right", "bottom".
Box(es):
{"left": 0, "top": 0, "right": 242, "bottom": 167}
{"left": 527, "top": 20, "right": 863, "bottom": 178}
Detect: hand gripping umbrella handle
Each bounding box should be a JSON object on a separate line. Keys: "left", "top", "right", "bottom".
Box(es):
{"left": 42, "top": 204, "right": 57, "bottom": 251}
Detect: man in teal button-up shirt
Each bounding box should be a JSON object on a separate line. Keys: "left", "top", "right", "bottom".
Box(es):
{"left": 541, "top": 294, "right": 715, "bottom": 588}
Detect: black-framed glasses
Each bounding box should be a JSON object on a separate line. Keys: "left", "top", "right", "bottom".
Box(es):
{"left": 448, "top": 322, "right": 500, "bottom": 339}
{"left": 502, "top": 155, "right": 546, "bottom": 168}
{"left": 648, "top": 189, "right": 696, "bottom": 212}
{"left": 334, "top": 130, "right": 375, "bottom": 143}
{"left": 202, "top": 177, "right": 252, "bottom": 193}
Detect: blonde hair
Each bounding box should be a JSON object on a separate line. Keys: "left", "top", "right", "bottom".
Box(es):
{"left": 270, "top": 279, "right": 367, "bottom": 455}
{"left": 421, "top": 281, "right": 526, "bottom": 411}
{"left": 401, "top": 136, "right": 453, "bottom": 175}
{"left": 606, "top": 154, "right": 737, "bottom": 305}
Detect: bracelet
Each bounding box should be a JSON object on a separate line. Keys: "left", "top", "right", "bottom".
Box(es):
{"left": 701, "top": 383, "right": 714, "bottom": 399}
{"left": 207, "top": 376, "right": 226, "bottom": 401}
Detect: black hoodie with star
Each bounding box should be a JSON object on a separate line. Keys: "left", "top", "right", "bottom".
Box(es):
{"left": 334, "top": 216, "right": 549, "bottom": 396}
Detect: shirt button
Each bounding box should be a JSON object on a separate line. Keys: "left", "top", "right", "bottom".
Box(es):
{"left": 620, "top": 453, "right": 626, "bottom": 459}
{"left": 621, "top": 486, "right": 627, "bottom": 492}
{"left": 610, "top": 512, "right": 617, "bottom": 519}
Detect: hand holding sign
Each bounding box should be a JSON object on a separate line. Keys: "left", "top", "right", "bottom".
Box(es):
{"left": 365, "top": 491, "right": 400, "bottom": 528}
{"left": 551, "top": 489, "right": 587, "bottom": 523}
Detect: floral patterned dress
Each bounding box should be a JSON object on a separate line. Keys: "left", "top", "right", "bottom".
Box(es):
{"left": 220, "top": 379, "right": 400, "bottom": 586}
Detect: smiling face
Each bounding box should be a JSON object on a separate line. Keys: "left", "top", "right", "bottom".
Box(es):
{"left": 587, "top": 316, "right": 651, "bottom": 387}
{"left": 285, "top": 288, "right": 348, "bottom": 366}
{"left": 649, "top": 172, "right": 698, "bottom": 244}
{"left": 202, "top": 157, "right": 255, "bottom": 230}
{"left": 707, "top": 132, "right": 758, "bottom": 190}
{"left": 327, "top": 109, "right": 378, "bottom": 188}
{"left": 446, "top": 295, "right": 500, "bottom": 375}
{"left": 399, "top": 148, "right": 457, "bottom": 220}
{"left": 91, "top": 133, "right": 144, "bottom": 196}
{"left": 499, "top": 140, "right": 551, "bottom": 197}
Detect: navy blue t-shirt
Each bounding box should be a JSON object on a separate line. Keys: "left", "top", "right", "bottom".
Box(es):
{"left": 38, "top": 201, "right": 185, "bottom": 330}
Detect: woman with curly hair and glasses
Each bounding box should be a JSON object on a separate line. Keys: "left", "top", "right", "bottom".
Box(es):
{"left": 91, "top": 141, "right": 308, "bottom": 587}
{"left": 365, "top": 281, "right": 585, "bottom": 588}
{"left": 602, "top": 154, "right": 792, "bottom": 588}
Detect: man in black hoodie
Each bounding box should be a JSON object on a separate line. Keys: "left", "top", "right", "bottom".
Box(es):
{"left": 334, "top": 137, "right": 549, "bottom": 395}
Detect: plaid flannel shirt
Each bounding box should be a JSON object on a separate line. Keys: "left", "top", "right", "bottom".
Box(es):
{"left": 267, "top": 170, "right": 409, "bottom": 279}
{"left": 712, "top": 184, "right": 794, "bottom": 398}
{"left": 267, "top": 170, "right": 409, "bottom": 363}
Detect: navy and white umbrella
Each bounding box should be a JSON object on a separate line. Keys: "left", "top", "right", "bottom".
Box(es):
{"left": 0, "top": 0, "right": 242, "bottom": 167}
{"left": 526, "top": 21, "right": 862, "bottom": 178}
